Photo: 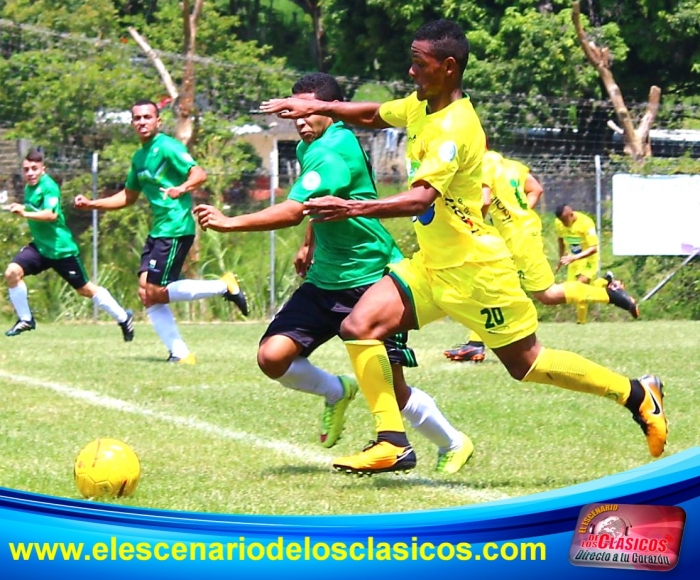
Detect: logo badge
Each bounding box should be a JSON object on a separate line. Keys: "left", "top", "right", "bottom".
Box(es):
{"left": 569, "top": 503, "right": 686, "bottom": 571}
{"left": 302, "top": 171, "right": 322, "bottom": 191}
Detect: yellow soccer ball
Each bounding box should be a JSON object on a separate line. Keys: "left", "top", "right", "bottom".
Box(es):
{"left": 74, "top": 438, "right": 141, "bottom": 499}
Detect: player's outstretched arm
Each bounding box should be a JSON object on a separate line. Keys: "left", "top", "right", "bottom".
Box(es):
{"left": 194, "top": 199, "right": 305, "bottom": 233}
{"left": 74, "top": 189, "right": 140, "bottom": 211}
{"left": 260, "top": 98, "right": 390, "bottom": 130}
{"left": 8, "top": 203, "right": 57, "bottom": 222}
{"left": 304, "top": 183, "right": 438, "bottom": 222}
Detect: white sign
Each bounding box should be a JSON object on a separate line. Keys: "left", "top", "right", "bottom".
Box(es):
{"left": 612, "top": 174, "right": 700, "bottom": 256}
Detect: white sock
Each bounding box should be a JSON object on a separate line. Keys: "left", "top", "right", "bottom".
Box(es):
{"left": 166, "top": 279, "right": 226, "bottom": 302}
{"left": 401, "top": 386, "right": 462, "bottom": 452}
{"left": 8, "top": 282, "right": 32, "bottom": 321}
{"left": 146, "top": 304, "right": 189, "bottom": 358}
{"left": 276, "top": 357, "right": 344, "bottom": 404}
{"left": 91, "top": 286, "right": 128, "bottom": 322}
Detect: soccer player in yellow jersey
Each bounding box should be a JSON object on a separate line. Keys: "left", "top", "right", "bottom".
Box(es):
{"left": 261, "top": 19, "right": 667, "bottom": 475}
{"left": 554, "top": 203, "right": 631, "bottom": 324}
{"left": 445, "top": 151, "right": 640, "bottom": 361}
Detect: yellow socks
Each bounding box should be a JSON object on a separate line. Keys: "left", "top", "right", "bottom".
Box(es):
{"left": 563, "top": 281, "right": 610, "bottom": 305}
{"left": 345, "top": 340, "right": 405, "bottom": 433}
{"left": 468, "top": 330, "right": 482, "bottom": 343}
{"left": 523, "top": 346, "right": 631, "bottom": 404}
{"left": 576, "top": 302, "right": 589, "bottom": 324}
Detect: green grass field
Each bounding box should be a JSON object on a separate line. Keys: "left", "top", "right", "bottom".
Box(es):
{"left": 0, "top": 319, "right": 697, "bottom": 515}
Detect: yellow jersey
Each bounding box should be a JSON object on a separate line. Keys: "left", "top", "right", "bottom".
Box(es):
{"left": 555, "top": 211, "right": 598, "bottom": 255}
{"left": 482, "top": 151, "right": 542, "bottom": 242}
{"left": 379, "top": 93, "right": 510, "bottom": 269}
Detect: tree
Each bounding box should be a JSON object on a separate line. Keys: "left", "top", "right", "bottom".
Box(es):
{"left": 572, "top": 1, "right": 659, "bottom": 160}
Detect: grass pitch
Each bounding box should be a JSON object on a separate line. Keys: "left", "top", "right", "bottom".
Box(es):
{"left": 0, "top": 318, "right": 697, "bottom": 515}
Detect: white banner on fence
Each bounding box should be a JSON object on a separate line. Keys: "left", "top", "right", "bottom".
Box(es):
{"left": 612, "top": 173, "right": 700, "bottom": 256}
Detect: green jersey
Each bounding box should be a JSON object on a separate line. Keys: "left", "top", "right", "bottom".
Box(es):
{"left": 23, "top": 174, "right": 79, "bottom": 259}
{"left": 125, "top": 133, "right": 197, "bottom": 237}
{"left": 288, "top": 122, "right": 402, "bottom": 290}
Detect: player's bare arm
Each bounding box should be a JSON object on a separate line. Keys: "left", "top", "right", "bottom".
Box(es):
{"left": 525, "top": 174, "right": 544, "bottom": 209}
{"left": 294, "top": 224, "right": 315, "bottom": 278}
{"left": 74, "top": 188, "right": 140, "bottom": 211}
{"left": 8, "top": 203, "right": 57, "bottom": 222}
{"left": 304, "top": 184, "right": 438, "bottom": 222}
{"left": 194, "top": 199, "right": 305, "bottom": 233}
{"left": 161, "top": 165, "right": 207, "bottom": 199}
{"left": 260, "top": 98, "right": 390, "bottom": 129}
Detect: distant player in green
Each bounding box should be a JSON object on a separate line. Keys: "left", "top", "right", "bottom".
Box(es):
{"left": 194, "top": 73, "right": 472, "bottom": 473}
{"left": 5, "top": 149, "right": 134, "bottom": 340}
{"left": 74, "top": 99, "right": 247, "bottom": 364}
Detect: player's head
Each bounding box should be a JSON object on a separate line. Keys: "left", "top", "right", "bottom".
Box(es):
{"left": 410, "top": 20, "right": 469, "bottom": 101}
{"left": 22, "top": 149, "right": 45, "bottom": 186}
{"left": 131, "top": 99, "right": 161, "bottom": 143}
{"left": 555, "top": 204, "right": 575, "bottom": 226}
{"left": 291, "top": 73, "right": 341, "bottom": 144}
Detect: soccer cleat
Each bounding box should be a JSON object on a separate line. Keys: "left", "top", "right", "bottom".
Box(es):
{"left": 436, "top": 432, "right": 475, "bottom": 474}
{"left": 221, "top": 272, "right": 249, "bottom": 316}
{"left": 605, "top": 274, "right": 640, "bottom": 319}
{"left": 320, "top": 375, "right": 359, "bottom": 448}
{"left": 119, "top": 309, "right": 135, "bottom": 342}
{"left": 444, "top": 341, "right": 486, "bottom": 362}
{"left": 332, "top": 440, "right": 417, "bottom": 476}
{"left": 631, "top": 375, "right": 668, "bottom": 458}
{"left": 5, "top": 318, "right": 36, "bottom": 337}
{"left": 166, "top": 353, "right": 197, "bottom": 365}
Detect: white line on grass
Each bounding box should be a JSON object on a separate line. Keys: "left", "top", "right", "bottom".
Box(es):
{"left": 0, "top": 370, "right": 509, "bottom": 503}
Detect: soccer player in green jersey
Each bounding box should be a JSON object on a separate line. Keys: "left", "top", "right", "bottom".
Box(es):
{"left": 74, "top": 100, "right": 247, "bottom": 364}
{"left": 444, "top": 151, "right": 639, "bottom": 361}
{"left": 261, "top": 20, "right": 667, "bottom": 475}
{"left": 5, "top": 150, "right": 134, "bottom": 340}
{"left": 195, "top": 73, "right": 473, "bottom": 473}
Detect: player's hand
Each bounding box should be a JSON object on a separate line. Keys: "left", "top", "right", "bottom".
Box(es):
{"left": 558, "top": 255, "right": 575, "bottom": 268}
{"left": 193, "top": 204, "right": 231, "bottom": 232}
{"left": 161, "top": 186, "right": 185, "bottom": 200}
{"left": 294, "top": 243, "right": 313, "bottom": 278}
{"left": 73, "top": 195, "right": 93, "bottom": 210}
{"left": 8, "top": 203, "right": 25, "bottom": 216}
{"left": 303, "top": 196, "right": 355, "bottom": 222}
{"left": 259, "top": 98, "right": 318, "bottom": 119}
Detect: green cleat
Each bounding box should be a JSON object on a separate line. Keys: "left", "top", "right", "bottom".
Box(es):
{"left": 320, "top": 375, "right": 358, "bottom": 448}
{"left": 436, "top": 432, "right": 475, "bottom": 474}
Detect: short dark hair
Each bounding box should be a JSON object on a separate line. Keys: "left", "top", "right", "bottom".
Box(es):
{"left": 554, "top": 204, "right": 570, "bottom": 218}
{"left": 291, "top": 73, "right": 344, "bottom": 102}
{"left": 24, "top": 149, "right": 44, "bottom": 163}
{"left": 132, "top": 99, "right": 160, "bottom": 116}
{"left": 414, "top": 20, "right": 470, "bottom": 75}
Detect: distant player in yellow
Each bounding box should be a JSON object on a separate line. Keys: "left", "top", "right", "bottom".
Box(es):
{"left": 445, "top": 151, "right": 639, "bottom": 361}
{"left": 261, "top": 19, "right": 667, "bottom": 475}
{"left": 554, "top": 204, "right": 635, "bottom": 324}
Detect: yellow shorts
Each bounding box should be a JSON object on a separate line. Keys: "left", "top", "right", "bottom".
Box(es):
{"left": 567, "top": 256, "right": 599, "bottom": 282}
{"left": 388, "top": 252, "right": 539, "bottom": 349}
{"left": 505, "top": 230, "right": 556, "bottom": 293}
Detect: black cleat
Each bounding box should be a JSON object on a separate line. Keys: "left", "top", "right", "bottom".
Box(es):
{"left": 605, "top": 274, "right": 639, "bottom": 318}
{"left": 443, "top": 341, "right": 486, "bottom": 362}
{"left": 221, "top": 272, "right": 249, "bottom": 316}
{"left": 119, "top": 309, "right": 135, "bottom": 342}
{"left": 6, "top": 318, "right": 36, "bottom": 337}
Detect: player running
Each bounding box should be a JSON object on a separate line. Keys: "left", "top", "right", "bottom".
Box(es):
{"left": 5, "top": 150, "right": 134, "bottom": 341}
{"left": 444, "top": 151, "right": 639, "bottom": 361}
{"left": 74, "top": 100, "right": 247, "bottom": 364}
{"left": 195, "top": 72, "right": 473, "bottom": 474}
{"left": 261, "top": 19, "right": 668, "bottom": 475}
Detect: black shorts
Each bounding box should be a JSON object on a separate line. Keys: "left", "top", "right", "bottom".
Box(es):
{"left": 12, "top": 243, "right": 89, "bottom": 289}
{"left": 138, "top": 235, "right": 194, "bottom": 286}
{"left": 261, "top": 282, "right": 417, "bottom": 367}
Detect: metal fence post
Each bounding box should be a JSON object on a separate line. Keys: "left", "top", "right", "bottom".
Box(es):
{"left": 91, "top": 152, "right": 99, "bottom": 322}
{"left": 269, "top": 139, "right": 279, "bottom": 319}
